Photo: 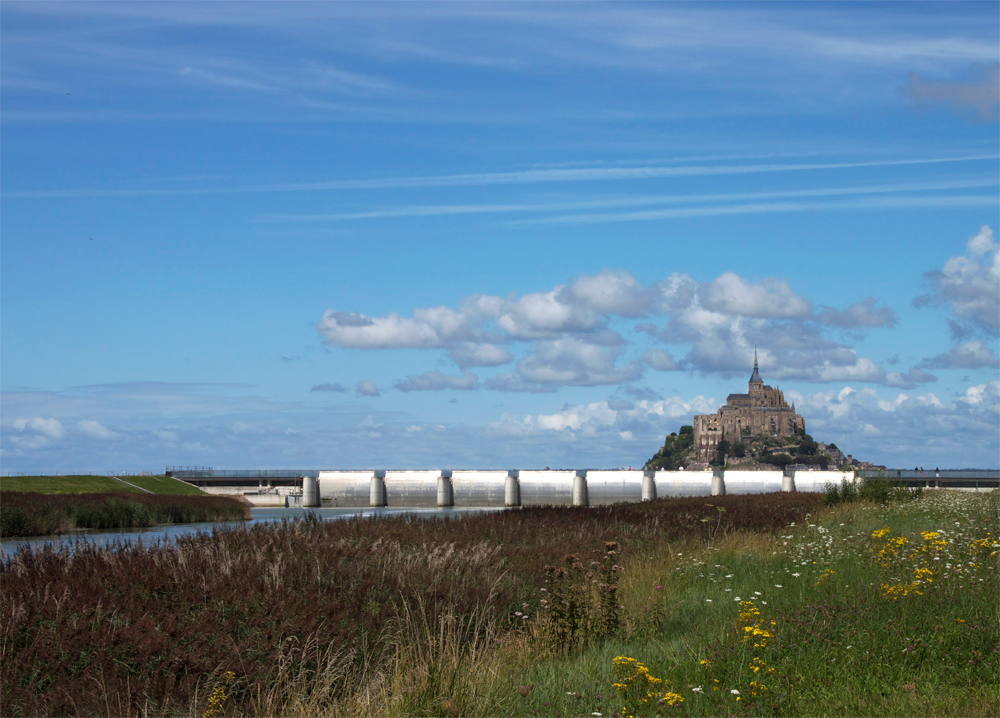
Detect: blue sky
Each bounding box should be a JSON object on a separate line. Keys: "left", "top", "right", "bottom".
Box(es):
{"left": 2, "top": 2, "right": 998, "bottom": 472}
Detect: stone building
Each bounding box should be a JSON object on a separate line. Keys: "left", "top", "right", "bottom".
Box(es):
{"left": 693, "top": 350, "right": 805, "bottom": 462}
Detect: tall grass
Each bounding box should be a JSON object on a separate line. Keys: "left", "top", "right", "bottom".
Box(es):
{"left": 1, "top": 493, "right": 821, "bottom": 716}
{"left": 476, "top": 490, "right": 999, "bottom": 718}
{"left": 823, "top": 475, "right": 922, "bottom": 505}
{"left": 0, "top": 492, "right": 249, "bottom": 537}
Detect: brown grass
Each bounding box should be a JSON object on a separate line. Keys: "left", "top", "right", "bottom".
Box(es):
{"left": 1, "top": 492, "right": 822, "bottom": 716}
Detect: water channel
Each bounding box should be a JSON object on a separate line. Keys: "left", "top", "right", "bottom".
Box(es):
{"left": 0, "top": 506, "right": 505, "bottom": 558}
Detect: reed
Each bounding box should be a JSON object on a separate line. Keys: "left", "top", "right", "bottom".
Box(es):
{"left": 0, "top": 491, "right": 249, "bottom": 538}
{"left": 1, "top": 493, "right": 821, "bottom": 716}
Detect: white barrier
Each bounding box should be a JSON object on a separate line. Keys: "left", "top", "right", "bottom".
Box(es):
{"left": 315, "top": 469, "right": 856, "bottom": 508}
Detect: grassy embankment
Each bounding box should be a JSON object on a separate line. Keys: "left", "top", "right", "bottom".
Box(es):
{"left": 2, "top": 490, "right": 996, "bottom": 717}
{"left": 0, "top": 475, "right": 244, "bottom": 538}
{"left": 0, "top": 474, "right": 206, "bottom": 495}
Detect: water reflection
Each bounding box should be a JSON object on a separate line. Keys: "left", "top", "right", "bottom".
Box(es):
{"left": 1, "top": 506, "right": 505, "bottom": 558}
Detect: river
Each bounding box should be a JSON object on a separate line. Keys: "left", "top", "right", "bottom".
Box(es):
{"left": 0, "top": 505, "right": 505, "bottom": 558}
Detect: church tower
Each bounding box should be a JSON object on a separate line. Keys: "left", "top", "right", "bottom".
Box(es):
{"left": 748, "top": 346, "right": 764, "bottom": 394}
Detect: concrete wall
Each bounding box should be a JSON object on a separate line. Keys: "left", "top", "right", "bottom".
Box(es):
{"left": 792, "top": 470, "right": 854, "bottom": 493}
{"left": 451, "top": 470, "right": 508, "bottom": 507}
{"left": 314, "top": 468, "right": 855, "bottom": 508}
{"left": 722, "top": 470, "right": 785, "bottom": 494}
{"left": 654, "top": 470, "right": 715, "bottom": 497}
{"left": 518, "top": 470, "right": 577, "bottom": 506}
{"left": 318, "top": 471, "right": 375, "bottom": 507}
{"left": 586, "top": 470, "right": 644, "bottom": 505}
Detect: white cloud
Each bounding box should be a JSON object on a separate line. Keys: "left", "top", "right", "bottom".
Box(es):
{"left": 816, "top": 297, "right": 897, "bottom": 328}
{"left": 317, "top": 306, "right": 473, "bottom": 349}
{"left": 643, "top": 348, "right": 680, "bottom": 371}
{"left": 355, "top": 380, "right": 381, "bottom": 397}
{"left": 311, "top": 382, "right": 348, "bottom": 392}
{"left": 793, "top": 383, "right": 999, "bottom": 467}
{"left": 13, "top": 416, "right": 65, "bottom": 440}
{"left": 489, "top": 338, "right": 642, "bottom": 391}
{"left": 915, "top": 225, "right": 1000, "bottom": 334}
{"left": 447, "top": 342, "right": 513, "bottom": 367}
{"left": 698, "top": 272, "right": 812, "bottom": 318}
{"left": 884, "top": 367, "right": 937, "bottom": 389}
{"left": 922, "top": 340, "right": 999, "bottom": 369}
{"left": 960, "top": 381, "right": 1000, "bottom": 405}
{"left": 562, "top": 269, "right": 652, "bottom": 316}
{"left": 75, "top": 420, "right": 116, "bottom": 440}
{"left": 395, "top": 370, "right": 479, "bottom": 392}
{"left": 315, "top": 268, "right": 904, "bottom": 389}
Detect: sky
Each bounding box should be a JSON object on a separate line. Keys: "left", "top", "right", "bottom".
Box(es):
{"left": 2, "top": 2, "right": 998, "bottom": 473}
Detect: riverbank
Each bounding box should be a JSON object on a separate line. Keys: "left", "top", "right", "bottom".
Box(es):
{"left": 0, "top": 491, "right": 249, "bottom": 538}
{"left": 2, "top": 490, "right": 995, "bottom": 717}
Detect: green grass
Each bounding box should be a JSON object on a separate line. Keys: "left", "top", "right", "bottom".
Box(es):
{"left": 0, "top": 474, "right": 204, "bottom": 495}
{"left": 451, "top": 491, "right": 999, "bottom": 718}
{"left": 116, "top": 475, "right": 206, "bottom": 495}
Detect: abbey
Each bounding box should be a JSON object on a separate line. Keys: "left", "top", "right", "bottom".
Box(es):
{"left": 693, "top": 351, "right": 805, "bottom": 462}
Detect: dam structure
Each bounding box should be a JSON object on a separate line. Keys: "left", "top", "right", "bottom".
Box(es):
{"left": 167, "top": 467, "right": 861, "bottom": 507}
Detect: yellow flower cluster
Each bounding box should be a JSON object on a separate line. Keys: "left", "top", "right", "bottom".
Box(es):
{"left": 736, "top": 600, "right": 775, "bottom": 648}
{"left": 612, "top": 655, "right": 683, "bottom": 713}
{"left": 814, "top": 568, "right": 835, "bottom": 587}
{"left": 202, "top": 671, "right": 235, "bottom": 718}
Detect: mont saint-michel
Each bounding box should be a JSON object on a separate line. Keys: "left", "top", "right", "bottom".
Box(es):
{"left": 692, "top": 350, "right": 805, "bottom": 462}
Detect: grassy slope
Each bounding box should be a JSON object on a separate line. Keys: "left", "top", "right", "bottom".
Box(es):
{"left": 473, "top": 491, "right": 999, "bottom": 718}
{"left": 0, "top": 474, "right": 204, "bottom": 495}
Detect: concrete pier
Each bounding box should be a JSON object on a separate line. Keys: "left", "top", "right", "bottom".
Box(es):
{"left": 437, "top": 471, "right": 454, "bottom": 507}
{"left": 504, "top": 471, "right": 520, "bottom": 507}
{"left": 302, "top": 475, "right": 320, "bottom": 507}
{"left": 711, "top": 471, "right": 726, "bottom": 496}
{"left": 641, "top": 471, "right": 656, "bottom": 501}
{"left": 370, "top": 471, "right": 386, "bottom": 507}
{"left": 781, "top": 474, "right": 795, "bottom": 492}
{"left": 572, "top": 472, "right": 588, "bottom": 507}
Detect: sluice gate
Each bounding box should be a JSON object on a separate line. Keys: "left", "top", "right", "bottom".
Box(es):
{"left": 165, "top": 468, "right": 998, "bottom": 509}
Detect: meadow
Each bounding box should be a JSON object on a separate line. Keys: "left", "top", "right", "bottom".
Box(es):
{"left": 1, "top": 489, "right": 996, "bottom": 717}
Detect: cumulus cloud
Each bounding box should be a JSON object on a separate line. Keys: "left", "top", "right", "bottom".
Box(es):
{"left": 355, "top": 380, "right": 381, "bottom": 397}
{"left": 698, "top": 272, "right": 811, "bottom": 318}
{"left": 317, "top": 267, "right": 900, "bottom": 388}
{"left": 395, "top": 370, "right": 479, "bottom": 392}
{"left": 908, "top": 64, "right": 1000, "bottom": 122}
{"left": 562, "top": 269, "right": 652, "bottom": 316}
{"left": 790, "top": 382, "right": 999, "bottom": 468}
{"left": 447, "top": 342, "right": 513, "bottom": 367}
{"left": 921, "top": 340, "right": 999, "bottom": 369}
{"left": 76, "top": 420, "right": 116, "bottom": 440}
{"left": 517, "top": 394, "right": 718, "bottom": 435}
{"left": 317, "top": 307, "right": 473, "bottom": 349}
{"left": 642, "top": 348, "right": 680, "bottom": 371}
{"left": 884, "top": 367, "right": 937, "bottom": 389}
{"left": 12, "top": 416, "right": 65, "bottom": 440}
{"left": 487, "top": 338, "right": 642, "bottom": 391}
{"left": 914, "top": 225, "right": 999, "bottom": 335}
{"left": 817, "top": 298, "right": 897, "bottom": 328}
{"left": 311, "top": 382, "right": 347, "bottom": 392}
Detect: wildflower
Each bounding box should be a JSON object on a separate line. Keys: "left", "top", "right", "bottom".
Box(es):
{"left": 792, "top": 573, "right": 801, "bottom": 577}
{"left": 730, "top": 689, "right": 740, "bottom": 695}
{"left": 705, "top": 599, "right": 712, "bottom": 602}
{"left": 515, "top": 612, "right": 523, "bottom": 617}
{"left": 775, "top": 584, "right": 782, "bottom": 588}
{"left": 691, "top": 686, "right": 703, "bottom": 693}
